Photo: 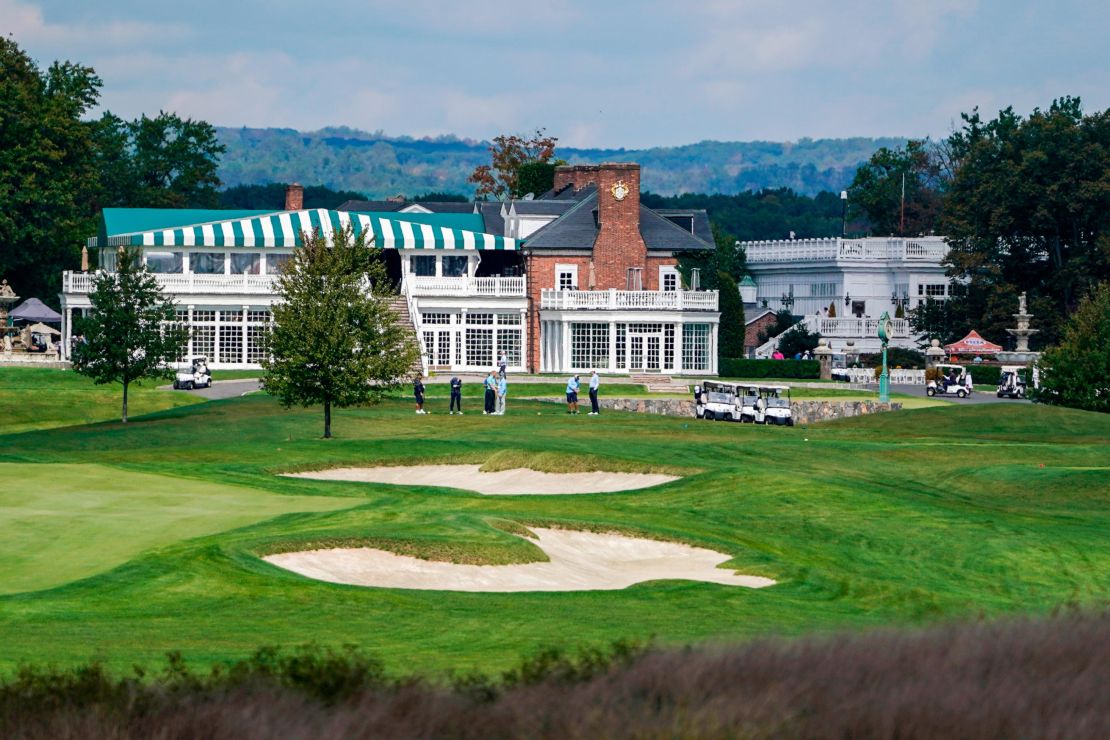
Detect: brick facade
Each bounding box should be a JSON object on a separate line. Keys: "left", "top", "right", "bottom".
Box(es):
{"left": 284, "top": 183, "right": 304, "bottom": 211}
{"left": 744, "top": 311, "right": 777, "bottom": 355}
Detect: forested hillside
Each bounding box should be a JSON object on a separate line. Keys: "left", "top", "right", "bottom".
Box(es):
{"left": 216, "top": 127, "right": 905, "bottom": 198}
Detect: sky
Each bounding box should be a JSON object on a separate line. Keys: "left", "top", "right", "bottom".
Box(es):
{"left": 4, "top": 0, "right": 1108, "bottom": 149}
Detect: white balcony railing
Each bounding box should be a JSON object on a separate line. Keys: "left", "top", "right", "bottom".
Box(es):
{"left": 63, "top": 271, "right": 277, "bottom": 295}
{"left": 540, "top": 289, "right": 719, "bottom": 311}
{"left": 404, "top": 275, "right": 526, "bottom": 297}
{"left": 815, "top": 317, "right": 910, "bottom": 338}
{"left": 742, "top": 237, "right": 948, "bottom": 264}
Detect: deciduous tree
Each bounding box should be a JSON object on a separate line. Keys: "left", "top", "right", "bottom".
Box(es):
{"left": 941, "top": 98, "right": 1110, "bottom": 346}
{"left": 848, "top": 139, "right": 946, "bottom": 236}
{"left": 71, "top": 249, "right": 187, "bottom": 423}
{"left": 469, "top": 129, "right": 558, "bottom": 200}
{"left": 263, "top": 226, "right": 420, "bottom": 438}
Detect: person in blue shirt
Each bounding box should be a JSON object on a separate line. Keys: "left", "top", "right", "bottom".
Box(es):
{"left": 413, "top": 376, "right": 426, "bottom": 415}
{"left": 449, "top": 376, "right": 463, "bottom": 415}
{"left": 588, "top": 369, "right": 601, "bottom": 415}
{"left": 484, "top": 370, "right": 498, "bottom": 415}
{"left": 495, "top": 375, "right": 508, "bottom": 415}
{"left": 565, "top": 374, "right": 580, "bottom": 414}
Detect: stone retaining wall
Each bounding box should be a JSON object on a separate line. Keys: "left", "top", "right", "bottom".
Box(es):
{"left": 531, "top": 397, "right": 901, "bottom": 423}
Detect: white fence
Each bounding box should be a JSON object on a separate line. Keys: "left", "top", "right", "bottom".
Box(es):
{"left": 743, "top": 237, "right": 947, "bottom": 264}
{"left": 405, "top": 275, "right": 526, "bottom": 297}
{"left": 63, "top": 271, "right": 277, "bottom": 295}
{"left": 815, "top": 317, "right": 910, "bottom": 338}
{"left": 541, "top": 289, "right": 719, "bottom": 311}
{"left": 832, "top": 368, "right": 925, "bottom": 385}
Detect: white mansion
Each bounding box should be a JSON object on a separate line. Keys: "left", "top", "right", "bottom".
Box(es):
{"left": 740, "top": 235, "right": 952, "bottom": 356}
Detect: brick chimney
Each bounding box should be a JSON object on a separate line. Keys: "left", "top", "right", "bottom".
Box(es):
{"left": 553, "top": 165, "right": 575, "bottom": 193}
{"left": 593, "top": 163, "right": 646, "bottom": 289}
{"left": 552, "top": 164, "right": 599, "bottom": 194}
{"left": 284, "top": 182, "right": 304, "bottom": 211}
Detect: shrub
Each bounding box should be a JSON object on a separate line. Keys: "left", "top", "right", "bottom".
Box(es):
{"left": 720, "top": 358, "right": 821, "bottom": 379}
{"left": 859, "top": 348, "right": 926, "bottom": 369}
{"left": 1036, "top": 283, "right": 1110, "bottom": 412}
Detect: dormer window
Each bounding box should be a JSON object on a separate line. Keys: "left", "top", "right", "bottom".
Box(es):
{"left": 665, "top": 215, "right": 694, "bottom": 233}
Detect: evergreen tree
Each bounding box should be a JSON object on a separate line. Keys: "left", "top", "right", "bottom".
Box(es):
{"left": 717, "top": 271, "right": 745, "bottom": 361}
{"left": 263, "top": 226, "right": 419, "bottom": 438}
{"left": 1035, "top": 283, "right": 1110, "bottom": 413}
{"left": 71, "top": 249, "right": 187, "bottom": 423}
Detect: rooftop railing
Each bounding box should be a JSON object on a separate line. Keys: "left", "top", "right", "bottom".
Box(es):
{"left": 63, "top": 271, "right": 277, "bottom": 295}
{"left": 404, "top": 275, "right": 526, "bottom": 297}
{"left": 540, "top": 289, "right": 719, "bottom": 311}
{"left": 742, "top": 237, "right": 948, "bottom": 264}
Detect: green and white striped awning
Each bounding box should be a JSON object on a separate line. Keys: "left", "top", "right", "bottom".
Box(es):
{"left": 101, "top": 209, "right": 517, "bottom": 250}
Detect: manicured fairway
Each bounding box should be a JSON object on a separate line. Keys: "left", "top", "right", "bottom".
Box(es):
{"left": 0, "top": 368, "right": 1106, "bottom": 677}
{"left": 0, "top": 463, "right": 358, "bottom": 594}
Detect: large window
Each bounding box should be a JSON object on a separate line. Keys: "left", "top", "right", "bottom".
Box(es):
{"left": 571, "top": 323, "right": 609, "bottom": 370}
{"left": 442, "top": 255, "right": 468, "bottom": 277}
{"left": 230, "top": 253, "right": 261, "bottom": 275}
{"left": 218, "top": 310, "right": 244, "bottom": 364}
{"left": 191, "top": 252, "right": 225, "bottom": 274}
{"left": 192, "top": 310, "right": 216, "bottom": 360}
{"left": 246, "top": 310, "right": 270, "bottom": 364}
{"left": 412, "top": 255, "right": 436, "bottom": 277}
{"left": 919, "top": 283, "right": 947, "bottom": 297}
{"left": 145, "top": 251, "right": 182, "bottom": 274}
{"left": 465, "top": 328, "right": 494, "bottom": 368}
{"left": 682, "top": 324, "right": 710, "bottom": 371}
{"left": 267, "top": 254, "right": 292, "bottom": 275}
{"left": 615, "top": 324, "right": 627, "bottom": 369}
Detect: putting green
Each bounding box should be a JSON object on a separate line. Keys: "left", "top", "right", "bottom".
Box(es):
{"left": 0, "top": 463, "right": 356, "bottom": 595}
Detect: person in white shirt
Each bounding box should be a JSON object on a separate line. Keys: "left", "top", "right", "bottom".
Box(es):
{"left": 588, "top": 370, "right": 601, "bottom": 415}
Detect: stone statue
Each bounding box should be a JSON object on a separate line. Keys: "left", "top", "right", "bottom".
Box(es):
{"left": 0, "top": 280, "right": 14, "bottom": 298}
{"left": 1018, "top": 291, "right": 1028, "bottom": 315}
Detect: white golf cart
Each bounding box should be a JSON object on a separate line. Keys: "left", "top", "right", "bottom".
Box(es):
{"left": 697, "top": 381, "right": 743, "bottom": 421}
{"left": 760, "top": 385, "right": 794, "bottom": 426}
{"left": 926, "top": 363, "right": 973, "bottom": 398}
{"left": 996, "top": 366, "right": 1029, "bottom": 399}
{"left": 173, "top": 357, "right": 212, "bottom": 390}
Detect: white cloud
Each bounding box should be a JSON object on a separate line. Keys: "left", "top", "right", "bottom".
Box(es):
{"left": 0, "top": 0, "right": 191, "bottom": 51}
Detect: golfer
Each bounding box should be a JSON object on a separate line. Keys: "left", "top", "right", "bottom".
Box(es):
{"left": 414, "top": 376, "right": 427, "bottom": 415}
{"left": 565, "top": 374, "right": 580, "bottom": 414}
{"left": 498, "top": 352, "right": 508, "bottom": 379}
{"left": 588, "top": 369, "right": 601, "bottom": 415}
{"left": 449, "top": 376, "right": 463, "bottom": 415}
{"left": 484, "top": 370, "right": 498, "bottom": 415}
{"left": 495, "top": 374, "right": 508, "bottom": 415}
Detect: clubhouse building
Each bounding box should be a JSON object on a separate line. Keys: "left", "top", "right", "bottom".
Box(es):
{"left": 60, "top": 163, "right": 721, "bottom": 375}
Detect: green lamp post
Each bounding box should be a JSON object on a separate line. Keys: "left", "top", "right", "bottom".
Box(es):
{"left": 877, "top": 310, "right": 892, "bottom": 403}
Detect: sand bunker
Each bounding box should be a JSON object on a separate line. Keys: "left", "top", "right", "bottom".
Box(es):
{"left": 283, "top": 464, "right": 678, "bottom": 495}
{"left": 263, "top": 527, "right": 776, "bottom": 592}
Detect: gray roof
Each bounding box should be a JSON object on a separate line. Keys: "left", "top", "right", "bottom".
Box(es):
{"left": 478, "top": 202, "right": 506, "bottom": 236}
{"left": 523, "top": 192, "right": 713, "bottom": 252}
{"left": 510, "top": 200, "right": 575, "bottom": 215}
{"left": 745, "top": 307, "right": 776, "bottom": 324}
{"left": 654, "top": 209, "right": 714, "bottom": 245}
{"left": 336, "top": 200, "right": 476, "bottom": 214}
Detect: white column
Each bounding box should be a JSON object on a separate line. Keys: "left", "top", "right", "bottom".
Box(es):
{"left": 710, "top": 323, "right": 719, "bottom": 375}
{"left": 562, "top": 318, "right": 571, "bottom": 372}
{"left": 187, "top": 305, "right": 194, "bottom": 358}
{"left": 608, "top": 320, "right": 617, "bottom": 373}
{"left": 62, "top": 306, "right": 73, "bottom": 360}
{"left": 460, "top": 308, "right": 467, "bottom": 368}
{"left": 674, "top": 322, "right": 684, "bottom": 375}
{"left": 242, "top": 305, "right": 249, "bottom": 364}
{"left": 519, "top": 307, "right": 527, "bottom": 371}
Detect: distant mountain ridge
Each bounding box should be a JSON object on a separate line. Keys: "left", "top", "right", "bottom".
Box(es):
{"left": 216, "top": 127, "right": 907, "bottom": 198}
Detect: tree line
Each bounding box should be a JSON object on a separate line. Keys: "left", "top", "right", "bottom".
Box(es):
{"left": 0, "top": 37, "right": 223, "bottom": 304}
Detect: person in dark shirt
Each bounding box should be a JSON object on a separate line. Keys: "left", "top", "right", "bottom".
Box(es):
{"left": 484, "top": 370, "right": 498, "bottom": 415}
{"left": 449, "top": 376, "right": 463, "bottom": 415}
{"left": 414, "top": 376, "right": 427, "bottom": 415}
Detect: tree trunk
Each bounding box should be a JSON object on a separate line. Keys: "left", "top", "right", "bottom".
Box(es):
{"left": 323, "top": 400, "right": 331, "bottom": 439}
{"left": 122, "top": 381, "right": 129, "bottom": 423}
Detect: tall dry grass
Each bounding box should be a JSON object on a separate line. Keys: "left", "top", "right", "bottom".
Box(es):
{"left": 2, "top": 612, "right": 1107, "bottom": 739}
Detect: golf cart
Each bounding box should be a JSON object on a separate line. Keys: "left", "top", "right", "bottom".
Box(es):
{"left": 926, "top": 363, "right": 973, "bottom": 398}
{"left": 173, "top": 357, "right": 212, "bottom": 390}
{"left": 996, "top": 366, "right": 1029, "bottom": 399}
{"left": 698, "top": 381, "right": 743, "bottom": 421}
{"left": 760, "top": 385, "right": 794, "bottom": 426}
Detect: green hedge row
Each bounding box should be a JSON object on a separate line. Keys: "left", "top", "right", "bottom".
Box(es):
{"left": 719, "top": 358, "right": 821, "bottom": 379}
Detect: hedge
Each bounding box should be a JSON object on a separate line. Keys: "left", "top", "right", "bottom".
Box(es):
{"left": 719, "top": 358, "right": 821, "bottom": 379}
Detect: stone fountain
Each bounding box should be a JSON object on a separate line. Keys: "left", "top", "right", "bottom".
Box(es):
{"left": 997, "top": 292, "right": 1040, "bottom": 364}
